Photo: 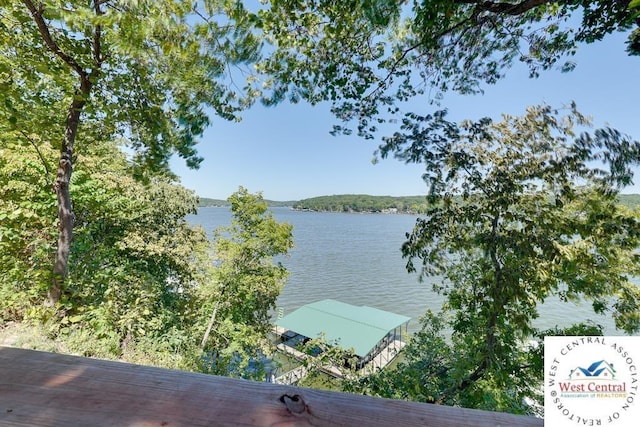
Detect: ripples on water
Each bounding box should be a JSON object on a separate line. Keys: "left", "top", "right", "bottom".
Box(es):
{"left": 188, "top": 207, "right": 618, "bottom": 335}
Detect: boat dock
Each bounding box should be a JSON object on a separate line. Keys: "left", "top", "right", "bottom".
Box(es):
{"left": 272, "top": 300, "right": 410, "bottom": 385}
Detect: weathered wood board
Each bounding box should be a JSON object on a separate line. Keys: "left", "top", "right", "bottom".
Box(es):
{"left": 0, "top": 346, "right": 543, "bottom": 426}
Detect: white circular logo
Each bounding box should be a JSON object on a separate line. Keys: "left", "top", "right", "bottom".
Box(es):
{"left": 545, "top": 336, "right": 639, "bottom": 426}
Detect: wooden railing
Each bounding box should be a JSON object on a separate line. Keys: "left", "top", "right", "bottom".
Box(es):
{"left": 0, "top": 346, "right": 543, "bottom": 426}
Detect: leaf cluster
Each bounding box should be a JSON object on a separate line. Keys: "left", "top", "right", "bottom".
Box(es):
{"left": 257, "top": 1, "right": 639, "bottom": 137}
{"left": 1, "top": 0, "right": 262, "bottom": 173}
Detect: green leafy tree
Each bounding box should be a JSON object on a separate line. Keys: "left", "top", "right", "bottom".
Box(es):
{"left": 1, "top": 134, "right": 213, "bottom": 367}
{"left": 1, "top": 0, "right": 261, "bottom": 305}
{"left": 199, "top": 187, "right": 294, "bottom": 379}
{"left": 67, "top": 148, "right": 211, "bottom": 347}
{"left": 346, "top": 105, "right": 640, "bottom": 413}
{"left": 0, "top": 139, "right": 57, "bottom": 319}
{"left": 259, "top": 0, "right": 638, "bottom": 136}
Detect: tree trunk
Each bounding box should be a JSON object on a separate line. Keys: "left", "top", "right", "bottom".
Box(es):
{"left": 48, "top": 94, "right": 86, "bottom": 306}
{"left": 201, "top": 296, "right": 222, "bottom": 350}
{"left": 23, "top": 0, "right": 101, "bottom": 306}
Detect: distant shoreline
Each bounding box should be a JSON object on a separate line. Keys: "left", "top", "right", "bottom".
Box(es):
{"left": 199, "top": 194, "right": 430, "bottom": 214}
{"left": 199, "top": 193, "right": 640, "bottom": 214}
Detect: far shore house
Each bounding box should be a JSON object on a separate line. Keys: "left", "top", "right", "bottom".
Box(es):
{"left": 274, "top": 299, "right": 410, "bottom": 372}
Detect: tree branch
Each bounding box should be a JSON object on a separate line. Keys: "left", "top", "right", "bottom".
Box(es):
{"left": 366, "top": 12, "right": 478, "bottom": 102}
{"left": 19, "top": 129, "right": 52, "bottom": 178}
{"left": 456, "top": 0, "right": 552, "bottom": 16}
{"left": 22, "top": 0, "right": 88, "bottom": 81}
{"left": 93, "top": 0, "right": 104, "bottom": 67}
{"left": 436, "top": 358, "right": 488, "bottom": 404}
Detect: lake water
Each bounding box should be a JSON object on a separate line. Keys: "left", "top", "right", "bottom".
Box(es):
{"left": 188, "top": 207, "right": 618, "bottom": 335}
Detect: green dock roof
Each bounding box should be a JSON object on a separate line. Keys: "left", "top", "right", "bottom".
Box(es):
{"left": 275, "top": 299, "right": 410, "bottom": 357}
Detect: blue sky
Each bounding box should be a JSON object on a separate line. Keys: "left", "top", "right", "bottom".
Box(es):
{"left": 170, "top": 31, "right": 639, "bottom": 201}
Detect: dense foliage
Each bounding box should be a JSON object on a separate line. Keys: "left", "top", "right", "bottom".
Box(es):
{"left": 1, "top": 0, "right": 261, "bottom": 305}
{"left": 0, "top": 139, "right": 57, "bottom": 320}
{"left": 259, "top": 0, "right": 640, "bottom": 137}
{"left": 1, "top": 137, "right": 208, "bottom": 363}
{"left": 0, "top": 135, "right": 292, "bottom": 372}
{"left": 198, "top": 187, "right": 293, "bottom": 378}
{"left": 345, "top": 105, "right": 640, "bottom": 414}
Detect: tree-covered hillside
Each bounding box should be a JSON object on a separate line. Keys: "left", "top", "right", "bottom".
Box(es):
{"left": 199, "top": 198, "right": 230, "bottom": 207}
{"left": 292, "top": 195, "right": 431, "bottom": 213}
{"left": 290, "top": 194, "right": 640, "bottom": 214}
{"left": 618, "top": 194, "right": 640, "bottom": 209}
